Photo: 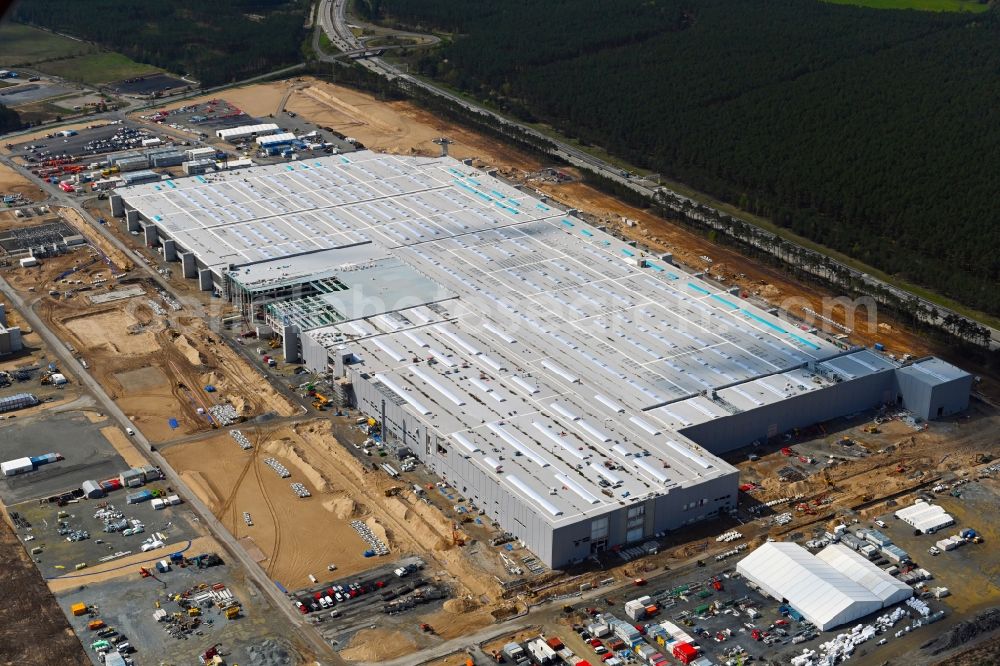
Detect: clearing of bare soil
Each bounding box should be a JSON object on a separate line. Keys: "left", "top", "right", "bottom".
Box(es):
{"left": 163, "top": 419, "right": 506, "bottom": 605}
{"left": 341, "top": 627, "right": 419, "bottom": 662}
{"left": 56, "top": 206, "right": 133, "bottom": 272}
{"left": 0, "top": 161, "right": 43, "bottom": 201}
{"left": 163, "top": 425, "right": 403, "bottom": 589}
{"left": 0, "top": 514, "right": 89, "bottom": 665}
{"left": 35, "top": 295, "right": 298, "bottom": 443}
{"left": 98, "top": 424, "right": 150, "bottom": 469}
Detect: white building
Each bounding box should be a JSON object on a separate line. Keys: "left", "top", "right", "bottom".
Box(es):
{"left": 215, "top": 123, "right": 280, "bottom": 142}
{"left": 737, "top": 542, "right": 911, "bottom": 631}
{"left": 895, "top": 500, "right": 955, "bottom": 534}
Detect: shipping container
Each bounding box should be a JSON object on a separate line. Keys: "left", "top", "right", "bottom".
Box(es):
{"left": 1, "top": 457, "right": 34, "bottom": 476}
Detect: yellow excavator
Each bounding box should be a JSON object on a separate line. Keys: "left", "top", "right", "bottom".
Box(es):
{"left": 312, "top": 392, "right": 329, "bottom": 410}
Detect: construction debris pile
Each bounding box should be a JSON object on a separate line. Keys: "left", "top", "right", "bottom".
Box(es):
{"left": 153, "top": 577, "right": 242, "bottom": 642}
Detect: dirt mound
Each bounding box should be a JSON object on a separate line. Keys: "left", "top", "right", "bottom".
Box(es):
{"left": 365, "top": 517, "right": 391, "bottom": 548}
{"left": 443, "top": 597, "right": 479, "bottom": 614}
{"left": 924, "top": 608, "right": 1000, "bottom": 655}
{"left": 262, "top": 439, "right": 329, "bottom": 493}
{"left": 340, "top": 628, "right": 416, "bottom": 661}
{"left": 181, "top": 470, "right": 219, "bottom": 511}
{"left": 322, "top": 497, "right": 358, "bottom": 520}
{"left": 228, "top": 393, "right": 253, "bottom": 414}
{"left": 173, "top": 333, "right": 206, "bottom": 366}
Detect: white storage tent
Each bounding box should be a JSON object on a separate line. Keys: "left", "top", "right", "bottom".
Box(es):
{"left": 816, "top": 544, "right": 912, "bottom": 606}
{"left": 895, "top": 500, "right": 955, "bottom": 534}
{"left": 736, "top": 542, "right": 883, "bottom": 631}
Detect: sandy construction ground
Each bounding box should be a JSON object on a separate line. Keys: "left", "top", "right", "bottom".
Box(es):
{"left": 99, "top": 424, "right": 151, "bottom": 469}
{"left": 0, "top": 161, "right": 43, "bottom": 200}
{"left": 164, "top": 419, "right": 506, "bottom": 603}
{"left": 154, "top": 81, "right": 288, "bottom": 119}
{"left": 32, "top": 287, "right": 298, "bottom": 443}
{"left": 164, "top": 422, "right": 418, "bottom": 589}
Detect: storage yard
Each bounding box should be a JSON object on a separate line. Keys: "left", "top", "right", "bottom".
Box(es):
{"left": 0, "top": 72, "right": 999, "bottom": 666}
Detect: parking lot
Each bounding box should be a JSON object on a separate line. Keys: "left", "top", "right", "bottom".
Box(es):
{"left": 11, "top": 122, "right": 164, "bottom": 161}
{"left": 0, "top": 410, "right": 129, "bottom": 505}
{"left": 288, "top": 555, "right": 450, "bottom": 646}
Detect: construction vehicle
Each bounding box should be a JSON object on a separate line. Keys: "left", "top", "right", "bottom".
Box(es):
{"left": 269, "top": 337, "right": 281, "bottom": 349}
{"left": 312, "top": 392, "right": 329, "bottom": 410}
{"left": 384, "top": 486, "right": 402, "bottom": 498}
{"left": 201, "top": 645, "right": 225, "bottom": 665}
{"left": 452, "top": 523, "right": 465, "bottom": 547}
{"left": 223, "top": 605, "right": 241, "bottom": 620}
{"left": 420, "top": 623, "right": 435, "bottom": 634}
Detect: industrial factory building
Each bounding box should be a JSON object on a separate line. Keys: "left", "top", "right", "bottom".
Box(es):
{"left": 111, "top": 152, "right": 973, "bottom": 567}
{"left": 737, "top": 542, "right": 912, "bottom": 630}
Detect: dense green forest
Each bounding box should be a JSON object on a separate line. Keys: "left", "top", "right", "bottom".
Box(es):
{"left": 0, "top": 104, "right": 21, "bottom": 133}
{"left": 371, "top": 0, "right": 1000, "bottom": 317}
{"left": 12, "top": 0, "right": 309, "bottom": 86}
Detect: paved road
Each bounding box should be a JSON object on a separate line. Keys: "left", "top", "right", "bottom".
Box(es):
{"left": 316, "top": 0, "right": 1000, "bottom": 349}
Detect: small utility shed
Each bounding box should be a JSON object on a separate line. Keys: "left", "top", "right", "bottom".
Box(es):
{"left": 736, "top": 542, "right": 882, "bottom": 631}
{"left": 895, "top": 357, "right": 973, "bottom": 420}
{"left": 81, "top": 480, "right": 106, "bottom": 499}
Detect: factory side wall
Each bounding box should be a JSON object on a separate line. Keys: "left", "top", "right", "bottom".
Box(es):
{"left": 894, "top": 370, "right": 972, "bottom": 421}
{"left": 347, "top": 366, "right": 738, "bottom": 568}
{"left": 680, "top": 370, "right": 897, "bottom": 454}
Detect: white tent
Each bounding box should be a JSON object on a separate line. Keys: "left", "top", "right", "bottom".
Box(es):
{"left": 736, "top": 542, "right": 883, "bottom": 631}
{"left": 895, "top": 500, "right": 955, "bottom": 534}
{"left": 816, "top": 544, "right": 912, "bottom": 607}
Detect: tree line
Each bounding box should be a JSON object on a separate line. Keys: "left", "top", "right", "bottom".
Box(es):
{"left": 13, "top": 0, "right": 309, "bottom": 86}
{"left": 374, "top": 0, "right": 1000, "bottom": 318}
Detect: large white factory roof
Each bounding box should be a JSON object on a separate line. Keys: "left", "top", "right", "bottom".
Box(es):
{"left": 736, "top": 542, "right": 885, "bottom": 631}
{"left": 118, "top": 152, "right": 885, "bottom": 526}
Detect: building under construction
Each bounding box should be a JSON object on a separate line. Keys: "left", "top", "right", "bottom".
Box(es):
{"left": 111, "top": 152, "right": 973, "bottom": 567}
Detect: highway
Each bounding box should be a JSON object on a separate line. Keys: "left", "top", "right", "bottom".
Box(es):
{"left": 317, "top": 0, "right": 999, "bottom": 350}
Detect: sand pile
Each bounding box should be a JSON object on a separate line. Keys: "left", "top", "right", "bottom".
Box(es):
{"left": 443, "top": 597, "right": 479, "bottom": 614}
{"left": 365, "top": 517, "right": 391, "bottom": 547}
{"left": 174, "top": 334, "right": 206, "bottom": 366}
{"left": 340, "top": 628, "right": 416, "bottom": 661}
{"left": 263, "top": 439, "right": 330, "bottom": 493}
{"left": 322, "top": 497, "right": 358, "bottom": 520}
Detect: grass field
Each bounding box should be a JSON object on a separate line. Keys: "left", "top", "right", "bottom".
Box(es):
{"left": 34, "top": 52, "right": 160, "bottom": 86}
{"left": 824, "top": 0, "right": 992, "bottom": 11}
{"left": 0, "top": 23, "right": 95, "bottom": 66}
